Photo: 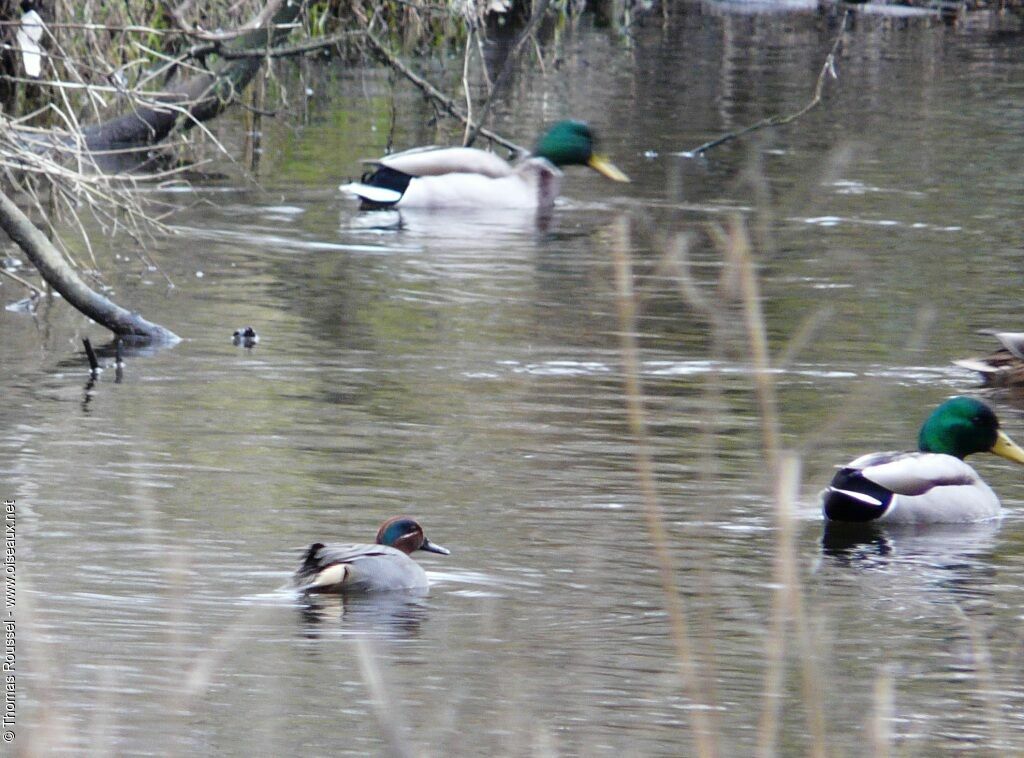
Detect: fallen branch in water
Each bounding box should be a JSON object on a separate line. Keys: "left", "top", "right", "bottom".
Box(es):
{"left": 0, "top": 188, "right": 178, "bottom": 343}
{"left": 0, "top": 0, "right": 307, "bottom": 345}
{"left": 679, "top": 11, "right": 849, "bottom": 158}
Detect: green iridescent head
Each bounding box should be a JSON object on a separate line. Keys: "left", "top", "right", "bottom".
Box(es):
{"left": 375, "top": 516, "right": 450, "bottom": 555}
{"left": 533, "top": 120, "right": 629, "bottom": 182}
{"left": 918, "top": 396, "right": 1024, "bottom": 463}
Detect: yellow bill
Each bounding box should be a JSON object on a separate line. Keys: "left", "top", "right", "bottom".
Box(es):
{"left": 991, "top": 430, "right": 1024, "bottom": 464}
{"left": 587, "top": 154, "right": 630, "bottom": 183}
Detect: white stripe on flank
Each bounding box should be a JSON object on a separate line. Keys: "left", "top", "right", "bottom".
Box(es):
{"left": 339, "top": 183, "right": 402, "bottom": 204}
{"left": 829, "top": 487, "right": 883, "bottom": 507}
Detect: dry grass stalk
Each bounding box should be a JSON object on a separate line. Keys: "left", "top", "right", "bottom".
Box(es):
{"left": 612, "top": 215, "right": 720, "bottom": 758}
{"left": 355, "top": 637, "right": 417, "bottom": 758}
{"left": 954, "top": 605, "right": 1010, "bottom": 751}
{"left": 722, "top": 214, "right": 826, "bottom": 758}
{"left": 868, "top": 664, "right": 894, "bottom": 757}
{"left": 796, "top": 305, "right": 935, "bottom": 490}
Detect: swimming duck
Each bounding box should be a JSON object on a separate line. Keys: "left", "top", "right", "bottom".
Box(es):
{"left": 954, "top": 332, "right": 1024, "bottom": 388}
{"left": 822, "top": 396, "right": 1024, "bottom": 524}
{"left": 294, "top": 516, "right": 449, "bottom": 593}
{"left": 340, "top": 120, "right": 629, "bottom": 211}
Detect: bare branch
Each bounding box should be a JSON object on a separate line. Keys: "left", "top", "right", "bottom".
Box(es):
{"left": 362, "top": 28, "right": 526, "bottom": 154}
{"left": 680, "top": 11, "right": 849, "bottom": 158}
{"left": 463, "top": 0, "right": 553, "bottom": 148}
{"left": 0, "top": 188, "right": 178, "bottom": 342}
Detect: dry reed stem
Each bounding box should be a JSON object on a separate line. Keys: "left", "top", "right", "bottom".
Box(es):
{"left": 354, "top": 637, "right": 417, "bottom": 758}
{"left": 656, "top": 231, "right": 734, "bottom": 733}
{"left": 611, "top": 215, "right": 719, "bottom": 758}
{"left": 461, "top": 26, "right": 475, "bottom": 146}
{"left": 796, "top": 305, "right": 935, "bottom": 487}
{"left": 726, "top": 214, "right": 826, "bottom": 758}
{"left": 6, "top": 570, "right": 76, "bottom": 752}
{"left": 869, "top": 664, "right": 894, "bottom": 757}
{"left": 775, "top": 305, "right": 834, "bottom": 371}
{"left": 954, "top": 605, "right": 1009, "bottom": 751}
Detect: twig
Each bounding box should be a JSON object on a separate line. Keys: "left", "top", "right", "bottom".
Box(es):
{"left": 188, "top": 30, "right": 365, "bottom": 60}
{"left": 680, "top": 11, "right": 849, "bottom": 158}
{"left": 82, "top": 337, "right": 100, "bottom": 373}
{"left": 362, "top": 28, "right": 525, "bottom": 154}
{"left": 0, "top": 188, "right": 179, "bottom": 342}
{"left": 464, "top": 0, "right": 554, "bottom": 148}
{"left": 162, "top": 0, "right": 293, "bottom": 41}
{"left": 0, "top": 265, "right": 43, "bottom": 296}
{"left": 461, "top": 26, "right": 474, "bottom": 146}
{"left": 0, "top": 20, "right": 173, "bottom": 34}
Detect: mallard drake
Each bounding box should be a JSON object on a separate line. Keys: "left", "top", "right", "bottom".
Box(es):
{"left": 822, "top": 397, "right": 1024, "bottom": 524}
{"left": 294, "top": 516, "right": 449, "bottom": 593}
{"left": 954, "top": 332, "right": 1024, "bottom": 388}
{"left": 340, "top": 120, "right": 629, "bottom": 211}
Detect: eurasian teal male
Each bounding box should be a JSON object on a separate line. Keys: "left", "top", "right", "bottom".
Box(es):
{"left": 294, "top": 516, "right": 449, "bottom": 593}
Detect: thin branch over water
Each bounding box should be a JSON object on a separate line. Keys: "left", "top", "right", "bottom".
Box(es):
{"left": 680, "top": 11, "right": 849, "bottom": 158}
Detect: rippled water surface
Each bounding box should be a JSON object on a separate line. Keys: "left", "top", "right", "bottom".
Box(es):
{"left": 5, "top": 6, "right": 1024, "bottom": 755}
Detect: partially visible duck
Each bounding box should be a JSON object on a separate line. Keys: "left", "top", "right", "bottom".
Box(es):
{"left": 954, "top": 331, "right": 1024, "bottom": 387}
{"left": 231, "top": 326, "right": 259, "bottom": 347}
{"left": 294, "top": 516, "right": 449, "bottom": 593}
{"left": 341, "top": 120, "right": 629, "bottom": 211}
{"left": 822, "top": 396, "right": 1024, "bottom": 524}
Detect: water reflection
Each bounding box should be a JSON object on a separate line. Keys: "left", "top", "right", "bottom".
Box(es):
{"left": 49, "top": 338, "right": 134, "bottom": 410}
{"left": 296, "top": 589, "right": 431, "bottom": 640}
{"left": 344, "top": 205, "right": 555, "bottom": 241}
{"left": 819, "top": 520, "right": 1000, "bottom": 601}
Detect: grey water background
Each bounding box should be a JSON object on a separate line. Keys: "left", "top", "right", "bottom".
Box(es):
{"left": 4, "top": 6, "right": 1024, "bottom": 755}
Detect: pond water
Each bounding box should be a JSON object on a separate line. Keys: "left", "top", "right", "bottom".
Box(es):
{"left": 5, "top": 5, "right": 1024, "bottom": 755}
